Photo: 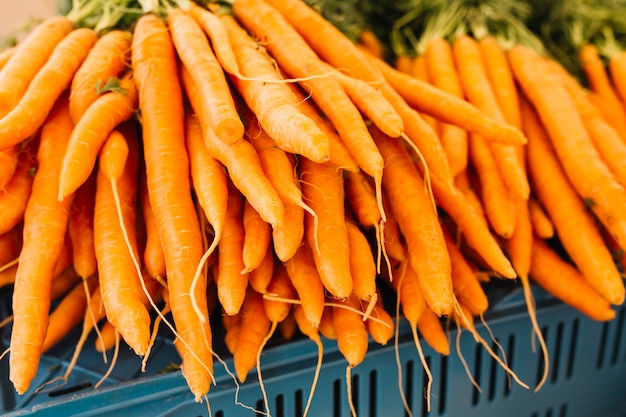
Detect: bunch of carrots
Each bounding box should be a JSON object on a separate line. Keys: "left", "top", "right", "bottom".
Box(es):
{"left": 0, "top": 0, "right": 624, "bottom": 415}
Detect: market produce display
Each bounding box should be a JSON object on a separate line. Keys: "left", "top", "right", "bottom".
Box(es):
{"left": 1, "top": 0, "right": 626, "bottom": 415}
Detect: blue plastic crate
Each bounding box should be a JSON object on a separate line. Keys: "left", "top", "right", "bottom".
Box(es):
{"left": 1, "top": 282, "right": 626, "bottom": 417}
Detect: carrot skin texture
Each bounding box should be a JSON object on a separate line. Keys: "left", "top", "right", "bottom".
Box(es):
{"left": 0, "top": 145, "right": 37, "bottom": 235}
{"left": 332, "top": 294, "right": 369, "bottom": 367}
{"left": 132, "top": 13, "right": 212, "bottom": 400}
{"left": 0, "top": 28, "right": 98, "bottom": 150}
{"left": 9, "top": 96, "right": 75, "bottom": 394}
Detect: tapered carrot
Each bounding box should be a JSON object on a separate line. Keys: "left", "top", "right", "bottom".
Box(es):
{"left": 0, "top": 225, "right": 21, "bottom": 269}
{"left": 249, "top": 245, "right": 274, "bottom": 294}
{"left": 68, "top": 170, "right": 97, "bottom": 280}
{"left": 0, "top": 144, "right": 37, "bottom": 235}
{"left": 223, "top": 310, "right": 242, "bottom": 354}
{"left": 0, "top": 28, "right": 97, "bottom": 150}
{"left": 454, "top": 35, "right": 528, "bottom": 199}
{"left": 345, "top": 170, "right": 379, "bottom": 229}
{"left": 300, "top": 157, "right": 353, "bottom": 300}
{"left": 58, "top": 71, "right": 138, "bottom": 200}
{"left": 0, "top": 146, "right": 19, "bottom": 189}
{"left": 233, "top": 0, "right": 385, "bottom": 214}
{"left": 95, "top": 128, "right": 151, "bottom": 355}
{"left": 132, "top": 13, "right": 213, "bottom": 400}
{"left": 579, "top": 43, "right": 626, "bottom": 140}
{"left": 511, "top": 44, "right": 626, "bottom": 251}
{"left": 234, "top": 288, "right": 271, "bottom": 382}
{"left": 139, "top": 170, "right": 166, "bottom": 280}
{"left": 528, "top": 197, "right": 554, "bottom": 239}
{"left": 221, "top": 15, "right": 330, "bottom": 162}
{"left": 442, "top": 226, "right": 488, "bottom": 316}
{"left": 609, "top": 50, "right": 626, "bottom": 106}
{"left": 417, "top": 308, "right": 449, "bottom": 356}
{"left": 409, "top": 54, "right": 440, "bottom": 134}
{"left": 284, "top": 241, "right": 326, "bottom": 327}
{"left": 242, "top": 201, "right": 272, "bottom": 273}
{"left": 522, "top": 97, "right": 625, "bottom": 305}
{"left": 69, "top": 29, "right": 132, "bottom": 123}
{"left": 365, "top": 291, "right": 394, "bottom": 345}
{"left": 181, "top": 67, "right": 284, "bottom": 228}
{"left": 358, "top": 29, "right": 386, "bottom": 61}
{"left": 0, "top": 16, "right": 75, "bottom": 116}
{"left": 364, "top": 52, "right": 527, "bottom": 146}
{"left": 346, "top": 220, "right": 377, "bottom": 305}
{"left": 530, "top": 236, "right": 616, "bottom": 321}
{"left": 425, "top": 36, "right": 468, "bottom": 177}
{"left": 0, "top": 46, "right": 16, "bottom": 70}
{"left": 9, "top": 95, "right": 75, "bottom": 395}
{"left": 264, "top": 262, "right": 297, "bottom": 323}
{"left": 332, "top": 293, "right": 369, "bottom": 367}
{"left": 318, "top": 305, "right": 336, "bottom": 340}
{"left": 374, "top": 129, "right": 454, "bottom": 316}
{"left": 216, "top": 181, "right": 248, "bottom": 316}
{"left": 380, "top": 194, "right": 406, "bottom": 263}
{"left": 168, "top": 8, "right": 243, "bottom": 144}
{"left": 390, "top": 261, "right": 427, "bottom": 326}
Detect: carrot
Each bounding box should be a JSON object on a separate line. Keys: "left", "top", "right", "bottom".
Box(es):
{"left": 248, "top": 244, "right": 275, "bottom": 294}
{"left": 318, "top": 305, "right": 336, "bottom": 339}
{"left": 609, "top": 50, "right": 626, "bottom": 106}
{"left": 380, "top": 195, "right": 407, "bottom": 263}
{"left": 232, "top": 0, "right": 385, "bottom": 214}
{"left": 0, "top": 46, "right": 16, "bottom": 70}
{"left": 234, "top": 288, "right": 271, "bottom": 382}
{"left": 365, "top": 291, "right": 394, "bottom": 345}
{"left": 42, "top": 276, "right": 98, "bottom": 352}
{"left": 579, "top": 42, "right": 626, "bottom": 140}
{"left": 332, "top": 293, "right": 369, "bottom": 367}
{"left": 284, "top": 241, "right": 326, "bottom": 327}
{"left": 364, "top": 52, "right": 527, "bottom": 146}
{"left": 216, "top": 181, "right": 248, "bottom": 316}
{"left": 346, "top": 220, "right": 377, "bottom": 306}
{"left": 242, "top": 111, "right": 309, "bottom": 261}
{"left": 221, "top": 14, "right": 330, "bottom": 162}
{"left": 223, "top": 310, "right": 242, "bottom": 355}
{"left": 138, "top": 170, "right": 166, "bottom": 280}
{"left": 530, "top": 236, "right": 616, "bottom": 321}
{"left": 391, "top": 261, "right": 427, "bottom": 326}
{"left": 278, "top": 310, "right": 297, "bottom": 340}
{"left": 409, "top": 54, "right": 440, "bottom": 135}
{"left": 522, "top": 97, "right": 625, "bottom": 305}
{"left": 0, "top": 16, "right": 75, "bottom": 116}
{"left": 181, "top": 68, "right": 284, "bottom": 229}
{"left": 510, "top": 44, "right": 626, "bottom": 253}
{"left": 242, "top": 201, "right": 272, "bottom": 273}
{"left": 442, "top": 226, "right": 488, "bottom": 317}
{"left": 67, "top": 170, "right": 97, "bottom": 279}
{"left": 95, "top": 128, "right": 151, "bottom": 356}
{"left": 528, "top": 197, "right": 554, "bottom": 239}
{"left": 300, "top": 157, "right": 353, "bottom": 300}
{"left": 374, "top": 129, "right": 454, "bottom": 316}
{"left": 345, "top": 170, "right": 380, "bottom": 229}
{"left": 454, "top": 35, "right": 528, "bottom": 199}
{"left": 417, "top": 308, "right": 449, "bottom": 356}
{"left": 132, "top": 13, "right": 213, "bottom": 400}
{"left": 425, "top": 37, "right": 468, "bottom": 177}
{"left": 264, "top": 262, "right": 297, "bottom": 323}
{"left": 0, "top": 143, "right": 37, "bottom": 235}
{"left": 9, "top": 95, "right": 75, "bottom": 394}
{"left": 286, "top": 83, "right": 359, "bottom": 172}
{"left": 50, "top": 264, "right": 82, "bottom": 301}
{"left": 358, "top": 29, "right": 387, "bottom": 61}
{"left": 0, "top": 28, "right": 97, "bottom": 150}
{"left": 0, "top": 225, "right": 21, "bottom": 268}
{"left": 168, "top": 8, "right": 243, "bottom": 144}
{"left": 58, "top": 71, "right": 138, "bottom": 200}
{"left": 69, "top": 29, "right": 132, "bottom": 123}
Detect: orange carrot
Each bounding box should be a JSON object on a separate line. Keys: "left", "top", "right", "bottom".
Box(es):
{"left": 242, "top": 200, "right": 272, "bottom": 273}
{"left": 528, "top": 197, "right": 554, "bottom": 239}
{"left": 67, "top": 170, "right": 97, "bottom": 279}
{"left": 9, "top": 95, "right": 75, "bottom": 395}
{"left": 530, "top": 237, "right": 616, "bottom": 321}
{"left": 0, "top": 143, "right": 37, "bottom": 235}
{"left": 522, "top": 97, "right": 625, "bottom": 305}
{"left": 0, "top": 28, "right": 97, "bottom": 150}
{"left": 132, "top": 13, "right": 212, "bottom": 400}
{"left": 221, "top": 15, "right": 331, "bottom": 162}
{"left": 0, "top": 16, "right": 75, "bottom": 116}
{"left": 409, "top": 54, "right": 440, "bottom": 135}
{"left": 234, "top": 288, "right": 271, "bottom": 382}
{"left": 284, "top": 241, "right": 326, "bottom": 327}
{"left": 300, "top": 157, "right": 353, "bottom": 300}
{"left": 168, "top": 8, "right": 243, "bottom": 144}
{"left": 0, "top": 46, "right": 16, "bottom": 70}
{"left": 69, "top": 29, "right": 132, "bottom": 123}
{"left": 346, "top": 220, "right": 377, "bottom": 305}
{"left": 332, "top": 293, "right": 369, "bottom": 367}
{"left": 358, "top": 29, "right": 387, "bottom": 61}
{"left": 365, "top": 291, "right": 394, "bottom": 345}
{"left": 374, "top": 129, "right": 454, "bottom": 316}
{"left": 0, "top": 146, "right": 19, "bottom": 190}
{"left": 139, "top": 170, "right": 166, "bottom": 280}
{"left": 417, "top": 308, "right": 450, "bottom": 356}
{"left": 390, "top": 261, "right": 427, "bottom": 326}
{"left": 0, "top": 225, "right": 21, "bottom": 268}
{"left": 249, "top": 246, "right": 275, "bottom": 294}
{"left": 58, "top": 71, "right": 138, "bottom": 200}
{"left": 264, "top": 262, "right": 297, "bottom": 323}
{"left": 510, "top": 44, "right": 626, "bottom": 252}
{"left": 216, "top": 181, "right": 248, "bottom": 316}
{"left": 181, "top": 67, "right": 284, "bottom": 229}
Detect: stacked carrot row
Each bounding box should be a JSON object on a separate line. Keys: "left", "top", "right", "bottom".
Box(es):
{"left": 0, "top": 0, "right": 623, "bottom": 413}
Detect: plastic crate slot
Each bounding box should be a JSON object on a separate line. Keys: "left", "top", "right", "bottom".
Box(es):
{"left": 471, "top": 342, "right": 483, "bottom": 406}
{"left": 558, "top": 403, "right": 568, "bottom": 417}
{"left": 255, "top": 399, "right": 265, "bottom": 416}
{"left": 550, "top": 322, "right": 565, "bottom": 384}
{"left": 565, "top": 318, "right": 579, "bottom": 380}
{"left": 333, "top": 378, "right": 342, "bottom": 417}
{"left": 47, "top": 381, "right": 92, "bottom": 398}
{"left": 438, "top": 354, "right": 448, "bottom": 414}
{"left": 596, "top": 320, "right": 610, "bottom": 369}
{"left": 214, "top": 411, "right": 224, "bottom": 417}
{"left": 368, "top": 369, "right": 377, "bottom": 417}
{"left": 274, "top": 393, "right": 285, "bottom": 417}
{"left": 351, "top": 373, "right": 360, "bottom": 416}
{"left": 294, "top": 389, "right": 303, "bottom": 417}
{"left": 503, "top": 333, "right": 515, "bottom": 398}
{"left": 404, "top": 359, "right": 414, "bottom": 417}
{"left": 610, "top": 306, "right": 625, "bottom": 366}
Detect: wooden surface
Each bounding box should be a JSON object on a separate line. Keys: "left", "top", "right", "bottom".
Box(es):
{"left": 0, "top": 0, "right": 59, "bottom": 42}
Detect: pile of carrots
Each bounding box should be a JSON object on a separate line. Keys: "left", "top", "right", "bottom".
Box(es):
{"left": 0, "top": 0, "right": 625, "bottom": 415}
